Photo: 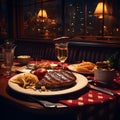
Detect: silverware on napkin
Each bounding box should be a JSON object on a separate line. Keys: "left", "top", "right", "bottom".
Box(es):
{"left": 88, "top": 83, "right": 118, "bottom": 96}
{"left": 29, "top": 96, "right": 67, "bottom": 108}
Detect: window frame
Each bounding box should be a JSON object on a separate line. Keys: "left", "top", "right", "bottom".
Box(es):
{"left": 6, "top": 0, "right": 120, "bottom": 43}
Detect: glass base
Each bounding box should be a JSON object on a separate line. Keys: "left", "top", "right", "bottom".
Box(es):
{"left": 4, "top": 70, "right": 13, "bottom": 76}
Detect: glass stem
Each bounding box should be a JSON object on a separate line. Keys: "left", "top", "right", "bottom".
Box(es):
{"left": 61, "top": 62, "right": 64, "bottom": 69}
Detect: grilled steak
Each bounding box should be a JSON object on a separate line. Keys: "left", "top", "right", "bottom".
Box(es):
{"left": 35, "top": 70, "right": 76, "bottom": 90}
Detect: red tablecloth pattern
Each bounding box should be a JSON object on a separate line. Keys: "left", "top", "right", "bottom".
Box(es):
{"left": 60, "top": 72, "right": 120, "bottom": 107}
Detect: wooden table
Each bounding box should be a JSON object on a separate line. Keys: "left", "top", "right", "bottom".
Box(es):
{"left": 0, "top": 60, "right": 120, "bottom": 120}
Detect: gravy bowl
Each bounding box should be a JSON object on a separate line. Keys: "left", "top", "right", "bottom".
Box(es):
{"left": 17, "top": 55, "right": 31, "bottom": 65}
{"left": 94, "top": 68, "right": 116, "bottom": 84}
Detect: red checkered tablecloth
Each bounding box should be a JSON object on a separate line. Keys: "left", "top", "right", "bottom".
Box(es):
{"left": 59, "top": 72, "right": 120, "bottom": 107}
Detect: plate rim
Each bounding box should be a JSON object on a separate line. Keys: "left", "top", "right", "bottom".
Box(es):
{"left": 15, "top": 66, "right": 31, "bottom": 73}
{"left": 8, "top": 72, "right": 88, "bottom": 96}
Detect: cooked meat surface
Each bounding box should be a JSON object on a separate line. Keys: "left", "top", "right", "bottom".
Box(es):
{"left": 35, "top": 70, "right": 76, "bottom": 90}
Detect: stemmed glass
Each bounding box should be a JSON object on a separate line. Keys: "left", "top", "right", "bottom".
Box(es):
{"left": 55, "top": 42, "right": 68, "bottom": 69}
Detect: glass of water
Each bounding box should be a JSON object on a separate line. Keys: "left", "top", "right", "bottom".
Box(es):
{"left": 1, "top": 41, "right": 16, "bottom": 75}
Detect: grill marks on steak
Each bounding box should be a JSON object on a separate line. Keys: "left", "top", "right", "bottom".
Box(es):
{"left": 60, "top": 70, "right": 76, "bottom": 81}
{"left": 35, "top": 70, "right": 76, "bottom": 90}
{"left": 47, "top": 71, "right": 64, "bottom": 82}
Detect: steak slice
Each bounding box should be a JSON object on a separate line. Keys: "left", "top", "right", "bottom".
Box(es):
{"left": 35, "top": 70, "right": 76, "bottom": 90}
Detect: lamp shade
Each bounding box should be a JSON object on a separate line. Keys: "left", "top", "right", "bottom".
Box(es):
{"left": 37, "top": 9, "right": 48, "bottom": 18}
{"left": 94, "top": 2, "right": 108, "bottom": 19}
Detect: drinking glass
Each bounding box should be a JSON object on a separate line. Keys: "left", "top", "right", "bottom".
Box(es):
{"left": 4, "top": 49, "right": 14, "bottom": 75}
{"left": 1, "top": 41, "right": 16, "bottom": 76}
{"left": 55, "top": 42, "right": 68, "bottom": 69}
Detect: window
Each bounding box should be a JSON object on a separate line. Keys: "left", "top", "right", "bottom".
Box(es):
{"left": 0, "top": 0, "right": 8, "bottom": 40}
{"left": 10, "top": 0, "right": 120, "bottom": 41}
{"left": 64, "top": 0, "right": 120, "bottom": 40}
{"left": 17, "top": 0, "right": 63, "bottom": 39}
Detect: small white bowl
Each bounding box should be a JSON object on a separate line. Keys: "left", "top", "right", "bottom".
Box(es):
{"left": 94, "top": 68, "right": 116, "bottom": 84}
{"left": 50, "top": 63, "right": 58, "bottom": 69}
{"left": 17, "top": 55, "right": 31, "bottom": 65}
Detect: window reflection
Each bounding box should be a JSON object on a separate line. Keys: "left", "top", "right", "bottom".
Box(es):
{"left": 21, "top": 0, "right": 120, "bottom": 40}
{"left": 64, "top": 0, "right": 120, "bottom": 39}
{"left": 23, "top": 0, "right": 62, "bottom": 38}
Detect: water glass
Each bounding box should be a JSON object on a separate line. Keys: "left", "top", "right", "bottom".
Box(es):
{"left": 4, "top": 49, "right": 14, "bottom": 75}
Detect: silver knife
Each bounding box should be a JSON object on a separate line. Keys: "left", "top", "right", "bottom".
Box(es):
{"left": 29, "top": 96, "right": 67, "bottom": 108}
{"left": 88, "top": 84, "right": 118, "bottom": 96}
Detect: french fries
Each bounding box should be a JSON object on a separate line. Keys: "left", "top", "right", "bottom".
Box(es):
{"left": 11, "top": 73, "right": 39, "bottom": 89}
{"left": 72, "top": 61, "right": 96, "bottom": 73}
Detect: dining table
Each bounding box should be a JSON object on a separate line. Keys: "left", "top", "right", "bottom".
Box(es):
{"left": 0, "top": 59, "right": 120, "bottom": 120}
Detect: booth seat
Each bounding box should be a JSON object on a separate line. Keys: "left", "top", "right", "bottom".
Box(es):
{"left": 14, "top": 40, "right": 120, "bottom": 70}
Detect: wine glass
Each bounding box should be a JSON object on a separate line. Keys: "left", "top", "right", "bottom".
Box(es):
{"left": 55, "top": 42, "right": 68, "bottom": 69}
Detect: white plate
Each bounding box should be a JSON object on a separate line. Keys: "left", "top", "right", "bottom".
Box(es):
{"left": 67, "top": 64, "right": 94, "bottom": 75}
{"left": 8, "top": 72, "right": 88, "bottom": 96}
{"left": 16, "top": 66, "right": 32, "bottom": 73}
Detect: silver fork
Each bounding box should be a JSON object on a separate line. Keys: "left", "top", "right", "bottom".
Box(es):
{"left": 37, "top": 99, "right": 57, "bottom": 108}
{"left": 29, "top": 96, "right": 67, "bottom": 108}
{"left": 29, "top": 96, "right": 56, "bottom": 108}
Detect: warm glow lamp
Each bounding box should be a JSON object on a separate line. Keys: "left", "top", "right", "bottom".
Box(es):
{"left": 37, "top": 9, "right": 48, "bottom": 18}
{"left": 94, "top": 2, "right": 108, "bottom": 19}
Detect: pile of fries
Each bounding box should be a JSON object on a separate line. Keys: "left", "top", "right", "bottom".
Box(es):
{"left": 11, "top": 73, "right": 39, "bottom": 89}
{"left": 71, "top": 61, "right": 96, "bottom": 73}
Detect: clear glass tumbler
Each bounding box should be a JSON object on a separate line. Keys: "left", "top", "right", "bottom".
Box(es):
{"left": 4, "top": 48, "right": 14, "bottom": 75}
{"left": 1, "top": 41, "right": 16, "bottom": 76}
